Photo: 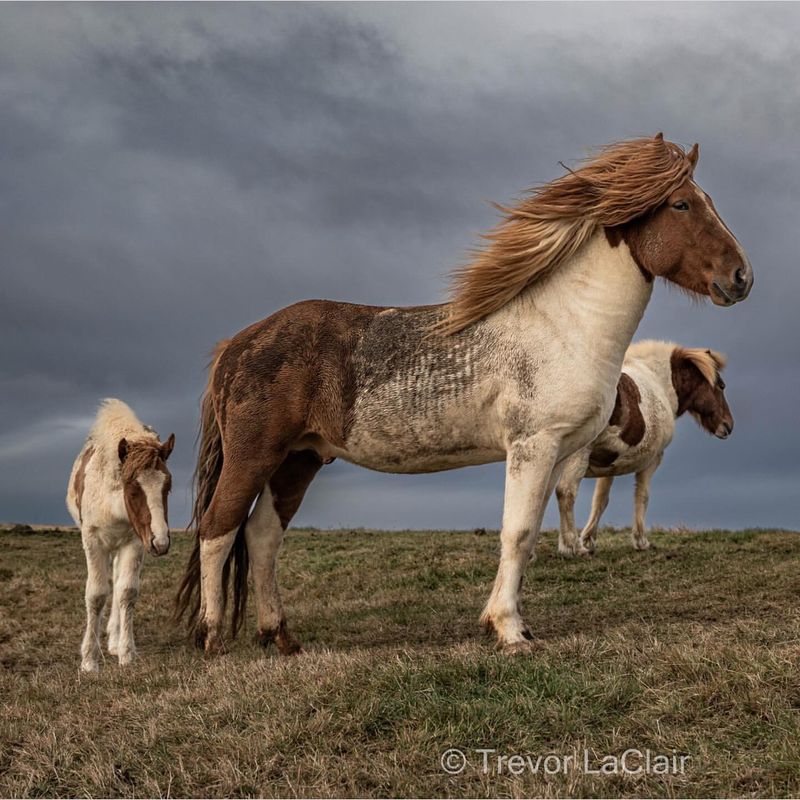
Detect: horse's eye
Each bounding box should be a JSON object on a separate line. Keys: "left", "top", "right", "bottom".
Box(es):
{"left": 717, "top": 378, "right": 726, "bottom": 390}
{"left": 672, "top": 200, "right": 690, "bottom": 211}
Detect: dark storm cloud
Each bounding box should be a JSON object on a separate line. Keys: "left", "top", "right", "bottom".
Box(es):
{"left": 1, "top": 2, "right": 798, "bottom": 530}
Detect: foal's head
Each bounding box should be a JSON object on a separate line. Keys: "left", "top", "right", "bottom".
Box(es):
{"left": 608, "top": 139, "right": 753, "bottom": 305}
{"left": 671, "top": 348, "right": 733, "bottom": 439}
{"left": 118, "top": 434, "right": 176, "bottom": 555}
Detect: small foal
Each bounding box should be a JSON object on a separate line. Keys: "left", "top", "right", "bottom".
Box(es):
{"left": 66, "top": 399, "right": 175, "bottom": 672}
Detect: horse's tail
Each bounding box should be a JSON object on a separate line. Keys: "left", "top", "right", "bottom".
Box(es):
{"left": 175, "top": 339, "right": 250, "bottom": 640}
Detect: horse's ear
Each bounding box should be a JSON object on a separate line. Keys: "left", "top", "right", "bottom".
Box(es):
{"left": 160, "top": 433, "right": 175, "bottom": 462}
{"left": 687, "top": 142, "right": 699, "bottom": 169}
{"left": 654, "top": 132, "right": 664, "bottom": 142}
{"left": 118, "top": 438, "right": 129, "bottom": 463}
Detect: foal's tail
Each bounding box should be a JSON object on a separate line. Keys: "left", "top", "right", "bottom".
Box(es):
{"left": 174, "top": 339, "right": 250, "bottom": 640}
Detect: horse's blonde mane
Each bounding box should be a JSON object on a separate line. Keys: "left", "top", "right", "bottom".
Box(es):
{"left": 626, "top": 340, "right": 726, "bottom": 386}
{"left": 675, "top": 346, "right": 727, "bottom": 385}
{"left": 438, "top": 135, "right": 697, "bottom": 334}
{"left": 89, "top": 398, "right": 158, "bottom": 454}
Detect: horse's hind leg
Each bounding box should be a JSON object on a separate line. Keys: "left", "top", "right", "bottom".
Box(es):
{"left": 246, "top": 451, "right": 323, "bottom": 655}
{"left": 199, "top": 458, "right": 274, "bottom": 654}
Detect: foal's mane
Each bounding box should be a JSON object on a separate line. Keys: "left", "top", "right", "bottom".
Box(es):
{"left": 439, "top": 134, "right": 697, "bottom": 334}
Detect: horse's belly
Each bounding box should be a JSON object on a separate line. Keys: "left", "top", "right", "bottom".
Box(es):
{"left": 337, "top": 442, "right": 505, "bottom": 474}
{"left": 340, "top": 393, "right": 505, "bottom": 473}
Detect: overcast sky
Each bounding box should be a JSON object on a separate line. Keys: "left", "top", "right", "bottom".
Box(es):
{"left": 2, "top": 2, "right": 798, "bottom": 532}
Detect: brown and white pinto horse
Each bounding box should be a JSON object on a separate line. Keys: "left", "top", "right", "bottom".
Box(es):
{"left": 68, "top": 399, "right": 175, "bottom": 672}
{"left": 556, "top": 340, "right": 733, "bottom": 556}
{"left": 176, "top": 135, "right": 752, "bottom": 654}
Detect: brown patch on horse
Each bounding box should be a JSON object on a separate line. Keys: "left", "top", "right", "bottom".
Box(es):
{"left": 73, "top": 445, "right": 95, "bottom": 523}
{"left": 589, "top": 446, "right": 619, "bottom": 469}
{"left": 609, "top": 373, "right": 646, "bottom": 446}
{"left": 605, "top": 177, "right": 747, "bottom": 300}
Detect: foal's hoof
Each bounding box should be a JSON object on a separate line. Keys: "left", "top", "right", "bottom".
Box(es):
{"left": 80, "top": 660, "right": 99, "bottom": 674}
{"left": 118, "top": 650, "right": 137, "bottom": 667}
{"left": 633, "top": 540, "right": 651, "bottom": 551}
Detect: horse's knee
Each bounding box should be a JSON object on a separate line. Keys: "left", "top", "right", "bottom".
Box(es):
{"left": 120, "top": 586, "right": 139, "bottom": 609}
{"left": 86, "top": 592, "right": 107, "bottom": 615}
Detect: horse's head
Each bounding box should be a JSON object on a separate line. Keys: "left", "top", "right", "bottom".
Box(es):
{"left": 609, "top": 142, "right": 753, "bottom": 305}
{"left": 671, "top": 347, "right": 733, "bottom": 439}
{"left": 118, "top": 433, "right": 176, "bottom": 555}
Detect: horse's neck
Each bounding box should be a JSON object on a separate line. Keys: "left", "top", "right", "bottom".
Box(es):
{"left": 497, "top": 230, "right": 653, "bottom": 376}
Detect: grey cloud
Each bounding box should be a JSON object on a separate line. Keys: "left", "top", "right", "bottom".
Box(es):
{"left": 1, "top": 2, "right": 798, "bottom": 530}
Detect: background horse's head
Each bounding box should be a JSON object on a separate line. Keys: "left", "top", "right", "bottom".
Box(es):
{"left": 118, "top": 434, "right": 175, "bottom": 555}
{"left": 607, "top": 138, "right": 753, "bottom": 305}
{"left": 671, "top": 347, "right": 733, "bottom": 439}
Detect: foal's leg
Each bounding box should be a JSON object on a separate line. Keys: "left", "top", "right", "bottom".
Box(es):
{"left": 114, "top": 538, "right": 144, "bottom": 665}
{"left": 107, "top": 553, "right": 121, "bottom": 655}
{"left": 80, "top": 535, "right": 111, "bottom": 673}
{"left": 246, "top": 451, "right": 322, "bottom": 656}
{"left": 481, "top": 435, "right": 561, "bottom": 652}
{"left": 555, "top": 448, "right": 590, "bottom": 556}
{"left": 631, "top": 454, "right": 662, "bottom": 551}
{"left": 579, "top": 476, "right": 614, "bottom": 554}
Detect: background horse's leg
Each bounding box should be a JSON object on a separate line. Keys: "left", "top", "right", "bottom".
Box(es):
{"left": 80, "top": 535, "right": 110, "bottom": 673}
{"left": 481, "top": 434, "right": 561, "bottom": 653}
{"left": 555, "top": 448, "right": 590, "bottom": 556}
{"left": 246, "top": 451, "right": 322, "bottom": 656}
{"left": 632, "top": 454, "right": 662, "bottom": 551}
{"left": 579, "top": 476, "right": 614, "bottom": 553}
{"left": 114, "top": 539, "right": 143, "bottom": 666}
{"left": 106, "top": 553, "right": 121, "bottom": 655}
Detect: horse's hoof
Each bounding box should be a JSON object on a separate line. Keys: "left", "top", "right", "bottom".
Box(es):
{"left": 80, "top": 660, "right": 99, "bottom": 674}
{"left": 204, "top": 632, "right": 226, "bottom": 656}
{"left": 498, "top": 638, "right": 537, "bottom": 656}
{"left": 633, "top": 540, "right": 651, "bottom": 551}
{"left": 117, "top": 650, "right": 136, "bottom": 667}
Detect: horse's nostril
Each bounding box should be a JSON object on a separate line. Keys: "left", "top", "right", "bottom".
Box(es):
{"left": 734, "top": 267, "right": 746, "bottom": 287}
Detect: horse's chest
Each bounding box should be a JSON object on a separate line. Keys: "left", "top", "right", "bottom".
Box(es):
{"left": 86, "top": 522, "right": 136, "bottom": 553}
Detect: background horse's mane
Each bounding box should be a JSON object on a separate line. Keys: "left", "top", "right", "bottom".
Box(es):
{"left": 439, "top": 134, "right": 697, "bottom": 334}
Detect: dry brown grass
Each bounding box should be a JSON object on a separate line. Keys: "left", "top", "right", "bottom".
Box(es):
{"left": 1, "top": 524, "right": 800, "bottom": 797}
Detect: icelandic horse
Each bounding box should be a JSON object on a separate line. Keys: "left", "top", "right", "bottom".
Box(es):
{"left": 67, "top": 399, "right": 175, "bottom": 672}
{"left": 176, "top": 135, "right": 752, "bottom": 654}
{"left": 555, "top": 340, "right": 733, "bottom": 556}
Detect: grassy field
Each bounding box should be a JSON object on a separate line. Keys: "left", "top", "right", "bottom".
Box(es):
{"left": 2, "top": 524, "right": 800, "bottom": 798}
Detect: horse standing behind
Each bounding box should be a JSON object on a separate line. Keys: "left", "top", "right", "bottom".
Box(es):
{"left": 556, "top": 341, "right": 733, "bottom": 556}
{"left": 67, "top": 399, "right": 175, "bottom": 672}
{"left": 176, "top": 135, "right": 752, "bottom": 655}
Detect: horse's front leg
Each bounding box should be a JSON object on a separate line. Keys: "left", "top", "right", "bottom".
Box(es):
{"left": 114, "top": 539, "right": 143, "bottom": 666}
{"left": 80, "top": 536, "right": 111, "bottom": 673}
{"left": 481, "top": 434, "right": 561, "bottom": 653}
{"left": 106, "top": 553, "right": 121, "bottom": 655}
